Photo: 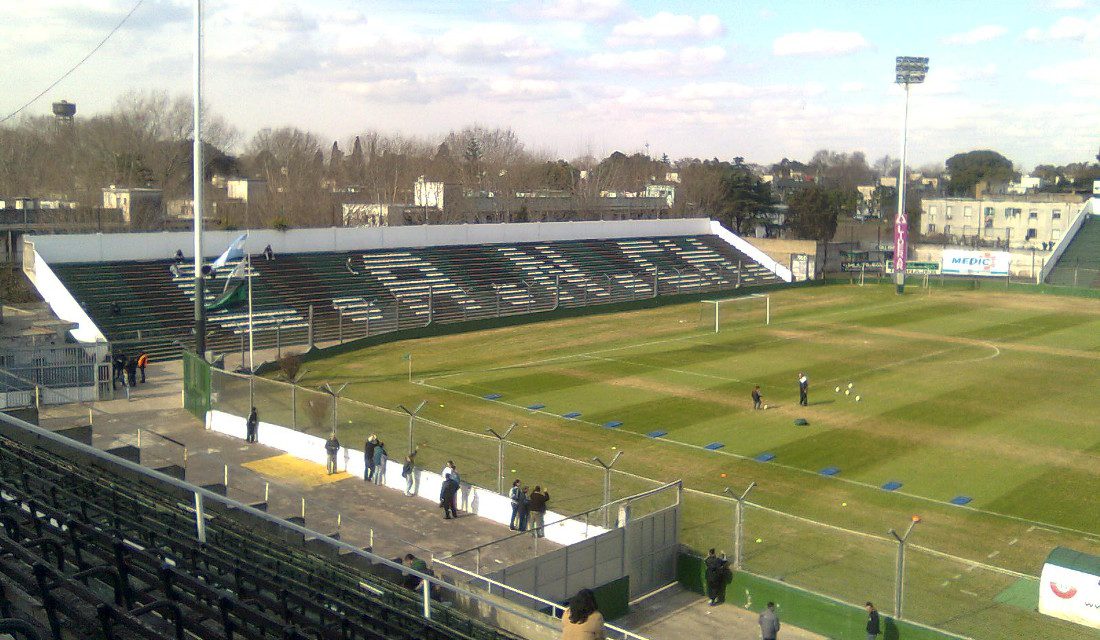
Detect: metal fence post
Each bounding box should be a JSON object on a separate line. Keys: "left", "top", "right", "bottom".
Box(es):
{"left": 194, "top": 491, "right": 206, "bottom": 543}
{"left": 399, "top": 401, "right": 427, "bottom": 456}
{"left": 890, "top": 515, "right": 921, "bottom": 619}
{"left": 592, "top": 452, "right": 622, "bottom": 528}
{"left": 422, "top": 579, "right": 432, "bottom": 619}
{"left": 725, "top": 482, "right": 756, "bottom": 570}
{"left": 486, "top": 424, "right": 517, "bottom": 494}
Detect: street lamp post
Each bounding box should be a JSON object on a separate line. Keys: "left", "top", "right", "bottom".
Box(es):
{"left": 894, "top": 56, "right": 929, "bottom": 295}
{"left": 889, "top": 515, "right": 922, "bottom": 619}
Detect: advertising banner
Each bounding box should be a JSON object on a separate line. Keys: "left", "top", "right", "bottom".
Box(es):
{"left": 1039, "top": 547, "right": 1100, "bottom": 630}
{"left": 886, "top": 261, "right": 940, "bottom": 275}
{"left": 941, "top": 250, "right": 1011, "bottom": 276}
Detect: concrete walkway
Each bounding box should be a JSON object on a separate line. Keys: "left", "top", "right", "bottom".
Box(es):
{"left": 38, "top": 358, "right": 824, "bottom": 640}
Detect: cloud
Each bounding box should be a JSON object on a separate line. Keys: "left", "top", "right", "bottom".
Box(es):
{"left": 486, "top": 78, "right": 568, "bottom": 101}
{"left": 942, "top": 25, "right": 1007, "bottom": 45}
{"left": 608, "top": 12, "right": 724, "bottom": 45}
{"left": 919, "top": 64, "right": 999, "bottom": 96}
{"left": 581, "top": 46, "right": 726, "bottom": 73}
{"left": 1024, "top": 15, "right": 1100, "bottom": 42}
{"left": 1047, "top": 0, "right": 1087, "bottom": 8}
{"left": 521, "top": 0, "right": 624, "bottom": 22}
{"left": 840, "top": 81, "right": 866, "bottom": 93}
{"left": 772, "top": 29, "right": 871, "bottom": 57}
{"left": 436, "top": 23, "right": 554, "bottom": 62}
{"left": 338, "top": 75, "right": 471, "bottom": 103}
{"left": 1027, "top": 56, "right": 1100, "bottom": 97}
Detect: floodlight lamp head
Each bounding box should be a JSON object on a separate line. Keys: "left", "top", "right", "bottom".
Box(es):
{"left": 895, "top": 56, "right": 929, "bottom": 84}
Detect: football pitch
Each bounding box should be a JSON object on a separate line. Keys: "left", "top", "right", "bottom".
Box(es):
{"left": 286, "top": 282, "right": 1100, "bottom": 639}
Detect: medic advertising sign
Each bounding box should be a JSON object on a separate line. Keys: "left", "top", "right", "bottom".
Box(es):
{"left": 1039, "top": 547, "right": 1100, "bottom": 630}
{"left": 940, "top": 249, "right": 1011, "bottom": 277}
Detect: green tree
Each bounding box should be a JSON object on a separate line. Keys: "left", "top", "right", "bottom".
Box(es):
{"left": 786, "top": 186, "right": 855, "bottom": 265}
{"left": 717, "top": 167, "right": 776, "bottom": 234}
{"left": 945, "top": 150, "right": 1016, "bottom": 196}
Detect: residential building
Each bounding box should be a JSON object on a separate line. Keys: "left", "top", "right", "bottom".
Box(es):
{"left": 226, "top": 178, "right": 268, "bottom": 203}
{"left": 921, "top": 193, "right": 1087, "bottom": 248}
{"left": 101, "top": 186, "right": 162, "bottom": 225}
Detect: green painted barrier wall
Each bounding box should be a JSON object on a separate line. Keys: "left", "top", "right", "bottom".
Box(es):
{"left": 183, "top": 350, "right": 211, "bottom": 420}
{"left": 678, "top": 553, "right": 966, "bottom": 640}
{"left": 592, "top": 574, "right": 630, "bottom": 621}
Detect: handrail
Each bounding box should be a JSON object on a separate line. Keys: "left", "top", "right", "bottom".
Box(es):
{"left": 433, "top": 558, "right": 653, "bottom": 640}
{"left": 0, "top": 411, "right": 568, "bottom": 637}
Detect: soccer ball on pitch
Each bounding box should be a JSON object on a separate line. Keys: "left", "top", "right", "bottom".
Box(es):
{"left": 763, "top": 404, "right": 769, "bottom": 410}
{"left": 855, "top": 395, "right": 861, "bottom": 402}
{"left": 835, "top": 386, "right": 840, "bottom": 393}
{"left": 845, "top": 389, "right": 850, "bottom": 396}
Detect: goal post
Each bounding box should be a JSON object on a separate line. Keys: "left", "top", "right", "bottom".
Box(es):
{"left": 701, "top": 294, "right": 770, "bottom": 333}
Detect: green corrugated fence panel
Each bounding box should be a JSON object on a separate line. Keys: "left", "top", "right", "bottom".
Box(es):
{"left": 183, "top": 351, "right": 211, "bottom": 420}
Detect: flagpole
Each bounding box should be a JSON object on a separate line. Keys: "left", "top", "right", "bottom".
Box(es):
{"left": 247, "top": 252, "right": 254, "bottom": 373}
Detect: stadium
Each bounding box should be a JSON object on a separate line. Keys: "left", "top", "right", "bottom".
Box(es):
{"left": 1, "top": 202, "right": 1098, "bottom": 640}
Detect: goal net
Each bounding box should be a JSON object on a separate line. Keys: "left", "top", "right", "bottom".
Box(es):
{"left": 700, "top": 294, "right": 770, "bottom": 333}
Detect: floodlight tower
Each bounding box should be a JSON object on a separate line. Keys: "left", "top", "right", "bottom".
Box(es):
{"left": 193, "top": 0, "right": 207, "bottom": 358}
{"left": 893, "top": 56, "right": 928, "bottom": 295}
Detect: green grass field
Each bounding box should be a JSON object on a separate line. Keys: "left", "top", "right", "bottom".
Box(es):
{"left": 270, "top": 282, "right": 1100, "bottom": 639}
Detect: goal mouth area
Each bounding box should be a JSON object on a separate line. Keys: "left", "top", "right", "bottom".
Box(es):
{"left": 700, "top": 294, "right": 771, "bottom": 332}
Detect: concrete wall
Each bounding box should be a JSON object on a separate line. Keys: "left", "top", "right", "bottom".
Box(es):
{"left": 22, "top": 248, "right": 106, "bottom": 343}
{"left": 744, "top": 237, "right": 820, "bottom": 279}
{"left": 709, "top": 221, "right": 793, "bottom": 282}
{"left": 27, "top": 219, "right": 714, "bottom": 264}
{"left": 911, "top": 244, "right": 1049, "bottom": 280}
{"left": 206, "top": 409, "right": 606, "bottom": 545}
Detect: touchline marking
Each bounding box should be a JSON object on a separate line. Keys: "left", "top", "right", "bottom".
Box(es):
{"left": 960, "top": 590, "right": 980, "bottom": 598}
{"left": 579, "top": 354, "right": 745, "bottom": 384}
{"left": 412, "top": 378, "right": 1100, "bottom": 540}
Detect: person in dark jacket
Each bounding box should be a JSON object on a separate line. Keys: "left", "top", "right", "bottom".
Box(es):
{"left": 325, "top": 433, "right": 341, "bottom": 475}
{"left": 527, "top": 485, "right": 550, "bottom": 537}
{"left": 759, "top": 601, "right": 780, "bottom": 640}
{"left": 364, "top": 434, "right": 378, "bottom": 481}
{"left": 125, "top": 356, "right": 139, "bottom": 388}
{"left": 372, "top": 441, "right": 387, "bottom": 485}
{"left": 245, "top": 407, "right": 259, "bottom": 443}
{"left": 401, "top": 449, "right": 418, "bottom": 495}
{"left": 440, "top": 475, "right": 460, "bottom": 519}
{"left": 112, "top": 353, "right": 126, "bottom": 388}
{"left": 752, "top": 385, "right": 763, "bottom": 410}
{"left": 865, "top": 602, "right": 880, "bottom": 639}
{"left": 704, "top": 548, "right": 730, "bottom": 606}
{"left": 516, "top": 486, "right": 530, "bottom": 531}
{"left": 508, "top": 479, "right": 522, "bottom": 530}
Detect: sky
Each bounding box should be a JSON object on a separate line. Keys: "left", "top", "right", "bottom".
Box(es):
{"left": 2, "top": 0, "right": 1099, "bottom": 169}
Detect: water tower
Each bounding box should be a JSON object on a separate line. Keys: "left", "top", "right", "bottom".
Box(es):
{"left": 52, "top": 100, "right": 76, "bottom": 127}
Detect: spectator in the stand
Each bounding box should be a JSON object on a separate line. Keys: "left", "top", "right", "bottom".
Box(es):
{"left": 246, "top": 407, "right": 259, "bottom": 443}
{"left": 528, "top": 485, "right": 551, "bottom": 538}
{"left": 345, "top": 257, "right": 358, "bottom": 275}
{"left": 175, "top": 249, "right": 184, "bottom": 263}
{"left": 137, "top": 350, "right": 149, "bottom": 383}
{"left": 169, "top": 263, "right": 180, "bottom": 278}
{"left": 110, "top": 301, "right": 122, "bottom": 316}
{"left": 372, "top": 440, "right": 387, "bottom": 485}
{"left": 402, "top": 553, "right": 430, "bottom": 590}
{"left": 263, "top": 244, "right": 274, "bottom": 261}
{"left": 508, "top": 479, "right": 523, "bottom": 530}
{"left": 364, "top": 434, "right": 378, "bottom": 481}
{"left": 325, "top": 433, "right": 341, "bottom": 474}
{"left": 401, "top": 449, "right": 418, "bottom": 496}
{"left": 560, "top": 588, "right": 604, "bottom": 640}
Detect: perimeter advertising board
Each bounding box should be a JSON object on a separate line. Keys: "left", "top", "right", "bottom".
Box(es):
{"left": 940, "top": 250, "right": 1011, "bottom": 276}
{"left": 1039, "top": 547, "right": 1100, "bottom": 629}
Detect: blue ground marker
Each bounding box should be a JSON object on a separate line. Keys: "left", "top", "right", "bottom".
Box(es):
{"left": 950, "top": 496, "right": 972, "bottom": 506}
{"left": 602, "top": 421, "right": 623, "bottom": 429}
{"left": 646, "top": 430, "right": 668, "bottom": 438}
{"left": 527, "top": 403, "right": 545, "bottom": 411}
{"left": 819, "top": 466, "right": 840, "bottom": 476}
{"left": 754, "top": 452, "right": 775, "bottom": 463}
{"left": 882, "top": 481, "right": 903, "bottom": 492}
{"left": 484, "top": 393, "right": 502, "bottom": 400}
{"left": 562, "top": 412, "right": 581, "bottom": 419}
{"left": 704, "top": 442, "right": 724, "bottom": 451}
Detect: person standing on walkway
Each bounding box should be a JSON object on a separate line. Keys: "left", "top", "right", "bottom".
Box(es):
{"left": 325, "top": 433, "right": 341, "bottom": 475}
{"left": 759, "top": 602, "right": 780, "bottom": 640}
{"left": 517, "top": 486, "right": 530, "bottom": 532}
{"left": 373, "top": 440, "right": 387, "bottom": 485}
{"left": 704, "top": 549, "right": 729, "bottom": 606}
{"left": 865, "top": 602, "right": 880, "bottom": 640}
{"left": 364, "top": 434, "right": 378, "bottom": 481}
{"left": 528, "top": 485, "right": 550, "bottom": 538}
{"left": 440, "top": 474, "right": 460, "bottom": 519}
{"left": 797, "top": 372, "right": 809, "bottom": 406}
{"left": 246, "top": 407, "right": 259, "bottom": 443}
{"left": 508, "top": 479, "right": 523, "bottom": 530}
{"left": 401, "top": 449, "right": 418, "bottom": 496}
{"left": 125, "top": 356, "right": 139, "bottom": 388}
{"left": 137, "top": 351, "right": 149, "bottom": 383}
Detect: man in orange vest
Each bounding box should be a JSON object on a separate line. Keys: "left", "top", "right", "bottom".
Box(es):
{"left": 137, "top": 351, "right": 149, "bottom": 383}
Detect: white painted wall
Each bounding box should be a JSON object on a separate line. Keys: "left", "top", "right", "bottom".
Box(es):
{"left": 206, "top": 410, "right": 606, "bottom": 545}
{"left": 23, "top": 247, "right": 107, "bottom": 343}
{"left": 709, "top": 221, "right": 793, "bottom": 282}
{"left": 28, "top": 219, "right": 714, "bottom": 264}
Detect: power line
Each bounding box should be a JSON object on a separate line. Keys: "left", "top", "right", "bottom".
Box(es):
{"left": 0, "top": 0, "right": 145, "bottom": 124}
